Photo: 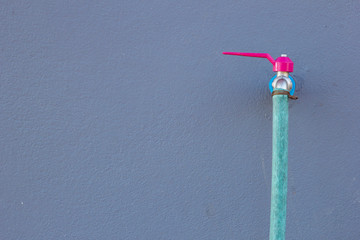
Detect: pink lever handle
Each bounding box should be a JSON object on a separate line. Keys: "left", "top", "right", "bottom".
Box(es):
{"left": 222, "top": 52, "right": 293, "bottom": 72}
{"left": 223, "top": 52, "right": 275, "bottom": 65}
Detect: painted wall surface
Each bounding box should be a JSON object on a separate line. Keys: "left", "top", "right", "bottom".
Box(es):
{"left": 1, "top": 1, "right": 360, "bottom": 239}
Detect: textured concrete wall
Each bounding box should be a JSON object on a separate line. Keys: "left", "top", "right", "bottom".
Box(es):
{"left": 1, "top": 1, "right": 360, "bottom": 239}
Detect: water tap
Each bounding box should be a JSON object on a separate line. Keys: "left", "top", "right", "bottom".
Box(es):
{"left": 222, "top": 52, "right": 296, "bottom": 96}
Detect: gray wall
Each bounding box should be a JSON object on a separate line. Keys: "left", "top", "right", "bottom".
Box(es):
{"left": 1, "top": 0, "right": 360, "bottom": 239}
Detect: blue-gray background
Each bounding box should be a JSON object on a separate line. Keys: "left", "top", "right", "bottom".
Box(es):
{"left": 1, "top": 0, "right": 360, "bottom": 239}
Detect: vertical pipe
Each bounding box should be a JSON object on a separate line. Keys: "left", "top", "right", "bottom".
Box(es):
{"left": 269, "top": 93, "right": 288, "bottom": 240}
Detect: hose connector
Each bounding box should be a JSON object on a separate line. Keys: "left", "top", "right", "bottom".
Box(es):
{"left": 272, "top": 71, "right": 292, "bottom": 92}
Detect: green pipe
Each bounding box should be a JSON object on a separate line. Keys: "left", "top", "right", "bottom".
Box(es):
{"left": 269, "top": 91, "right": 288, "bottom": 240}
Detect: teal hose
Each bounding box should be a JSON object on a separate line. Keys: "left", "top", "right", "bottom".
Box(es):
{"left": 269, "top": 92, "right": 288, "bottom": 240}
